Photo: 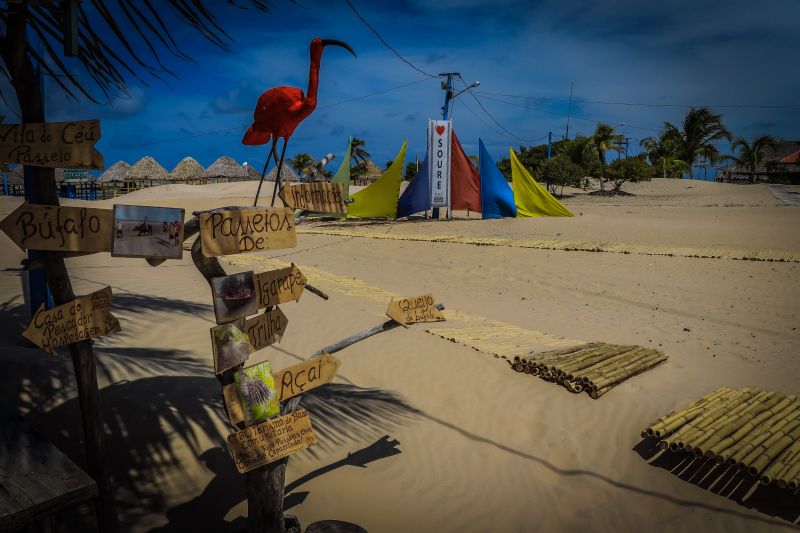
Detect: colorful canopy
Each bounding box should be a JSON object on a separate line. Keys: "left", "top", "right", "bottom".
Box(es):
{"left": 450, "top": 132, "right": 481, "bottom": 212}
{"left": 332, "top": 137, "right": 352, "bottom": 198}
{"left": 397, "top": 153, "right": 429, "bottom": 218}
{"left": 479, "top": 139, "right": 517, "bottom": 219}
{"left": 347, "top": 140, "right": 407, "bottom": 219}
{"left": 510, "top": 148, "right": 573, "bottom": 217}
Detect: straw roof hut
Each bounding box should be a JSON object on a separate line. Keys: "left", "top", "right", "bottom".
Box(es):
{"left": 205, "top": 156, "right": 247, "bottom": 180}
{"left": 264, "top": 165, "right": 300, "bottom": 182}
{"left": 169, "top": 157, "right": 205, "bottom": 182}
{"left": 126, "top": 156, "right": 169, "bottom": 181}
{"left": 243, "top": 162, "right": 262, "bottom": 180}
{"left": 7, "top": 165, "right": 25, "bottom": 185}
{"left": 99, "top": 161, "right": 130, "bottom": 183}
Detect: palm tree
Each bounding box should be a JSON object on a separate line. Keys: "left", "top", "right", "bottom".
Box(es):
{"left": 639, "top": 134, "right": 688, "bottom": 179}
{"left": 350, "top": 137, "right": 371, "bottom": 166}
{"left": 721, "top": 135, "right": 778, "bottom": 183}
{"left": 288, "top": 153, "right": 316, "bottom": 176}
{"left": 665, "top": 107, "right": 731, "bottom": 178}
{"left": 558, "top": 134, "right": 596, "bottom": 168}
{"left": 590, "top": 124, "right": 624, "bottom": 190}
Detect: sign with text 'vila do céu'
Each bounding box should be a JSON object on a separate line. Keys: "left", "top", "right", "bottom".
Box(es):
{"left": 227, "top": 408, "right": 317, "bottom": 473}
{"left": 428, "top": 119, "right": 452, "bottom": 208}
{"left": 23, "top": 287, "right": 120, "bottom": 354}
{"left": 386, "top": 293, "right": 446, "bottom": 327}
{"left": 0, "top": 120, "right": 103, "bottom": 169}
{"left": 280, "top": 182, "right": 347, "bottom": 214}
{"left": 1, "top": 203, "right": 113, "bottom": 253}
{"left": 198, "top": 207, "right": 296, "bottom": 257}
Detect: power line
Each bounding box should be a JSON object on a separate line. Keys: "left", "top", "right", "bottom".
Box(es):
{"left": 345, "top": 0, "right": 440, "bottom": 79}
{"left": 319, "top": 77, "right": 432, "bottom": 109}
{"left": 460, "top": 79, "right": 547, "bottom": 142}
{"left": 474, "top": 91, "right": 800, "bottom": 109}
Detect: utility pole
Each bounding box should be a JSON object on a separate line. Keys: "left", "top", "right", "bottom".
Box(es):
{"left": 435, "top": 72, "right": 459, "bottom": 220}
{"left": 624, "top": 137, "right": 630, "bottom": 158}
{"left": 547, "top": 131, "right": 552, "bottom": 160}
{"left": 564, "top": 81, "right": 574, "bottom": 140}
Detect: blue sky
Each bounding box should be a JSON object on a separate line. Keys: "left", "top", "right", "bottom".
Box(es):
{"left": 4, "top": 0, "right": 799, "bottom": 175}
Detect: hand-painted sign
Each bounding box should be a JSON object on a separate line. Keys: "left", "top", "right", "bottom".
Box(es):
{"left": 198, "top": 207, "right": 296, "bottom": 257}
{"left": 227, "top": 409, "right": 317, "bottom": 473}
{"left": 0, "top": 120, "right": 103, "bottom": 169}
{"left": 245, "top": 307, "right": 289, "bottom": 353}
{"left": 273, "top": 353, "right": 341, "bottom": 403}
{"left": 0, "top": 202, "right": 113, "bottom": 252}
{"left": 235, "top": 361, "right": 279, "bottom": 425}
{"left": 253, "top": 264, "right": 306, "bottom": 309}
{"left": 386, "top": 293, "right": 446, "bottom": 327}
{"left": 22, "top": 287, "right": 120, "bottom": 354}
{"left": 280, "top": 182, "right": 347, "bottom": 214}
{"left": 428, "top": 119, "right": 452, "bottom": 208}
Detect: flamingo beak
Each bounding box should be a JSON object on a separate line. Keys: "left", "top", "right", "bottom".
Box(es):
{"left": 320, "top": 39, "right": 357, "bottom": 58}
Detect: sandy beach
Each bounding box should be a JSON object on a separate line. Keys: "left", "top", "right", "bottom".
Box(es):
{"left": 1, "top": 178, "right": 798, "bottom": 532}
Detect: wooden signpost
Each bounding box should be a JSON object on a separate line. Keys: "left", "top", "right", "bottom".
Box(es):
{"left": 22, "top": 287, "right": 120, "bottom": 355}
{"left": 245, "top": 307, "right": 289, "bottom": 353}
{"left": 280, "top": 182, "right": 347, "bottom": 214}
{"left": 0, "top": 120, "right": 103, "bottom": 169}
{"left": 0, "top": 203, "right": 113, "bottom": 253}
{"left": 198, "top": 207, "right": 296, "bottom": 257}
{"left": 386, "top": 293, "right": 446, "bottom": 327}
{"left": 227, "top": 409, "right": 317, "bottom": 473}
{"left": 253, "top": 264, "right": 307, "bottom": 308}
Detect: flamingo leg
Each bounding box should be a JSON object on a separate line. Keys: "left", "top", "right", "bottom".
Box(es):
{"left": 270, "top": 138, "right": 289, "bottom": 208}
{"left": 253, "top": 138, "right": 278, "bottom": 207}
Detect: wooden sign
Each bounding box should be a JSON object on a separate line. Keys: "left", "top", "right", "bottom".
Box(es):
{"left": 253, "top": 264, "right": 306, "bottom": 308}
{"left": 235, "top": 361, "right": 279, "bottom": 425}
{"left": 245, "top": 307, "right": 288, "bottom": 353}
{"left": 227, "top": 409, "right": 317, "bottom": 473}
{"left": 223, "top": 383, "right": 246, "bottom": 426}
{"left": 280, "top": 182, "right": 347, "bottom": 214}
{"left": 198, "top": 207, "right": 296, "bottom": 257}
{"left": 0, "top": 120, "right": 103, "bottom": 169}
{"left": 22, "top": 287, "right": 120, "bottom": 354}
{"left": 0, "top": 202, "right": 113, "bottom": 252}
{"left": 386, "top": 293, "right": 446, "bottom": 327}
{"left": 274, "top": 353, "right": 341, "bottom": 403}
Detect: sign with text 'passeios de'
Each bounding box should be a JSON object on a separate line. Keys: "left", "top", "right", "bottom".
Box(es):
{"left": 199, "top": 207, "right": 296, "bottom": 257}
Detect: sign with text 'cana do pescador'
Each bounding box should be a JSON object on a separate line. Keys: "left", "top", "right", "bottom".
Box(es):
{"left": 0, "top": 120, "right": 103, "bottom": 169}
{"left": 0, "top": 202, "right": 113, "bottom": 253}
{"left": 280, "top": 182, "right": 347, "bottom": 214}
{"left": 227, "top": 409, "right": 317, "bottom": 473}
{"left": 199, "top": 207, "right": 296, "bottom": 257}
{"left": 428, "top": 119, "right": 452, "bottom": 208}
{"left": 23, "top": 287, "right": 120, "bottom": 355}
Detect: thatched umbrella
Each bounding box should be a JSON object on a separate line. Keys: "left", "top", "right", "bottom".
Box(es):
{"left": 243, "top": 162, "right": 262, "bottom": 180}
{"left": 264, "top": 165, "right": 300, "bottom": 183}
{"left": 169, "top": 157, "right": 206, "bottom": 183}
{"left": 126, "top": 156, "right": 169, "bottom": 188}
{"left": 99, "top": 161, "right": 130, "bottom": 183}
{"left": 204, "top": 155, "right": 247, "bottom": 182}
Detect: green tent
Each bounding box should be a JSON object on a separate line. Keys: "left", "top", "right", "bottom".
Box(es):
{"left": 332, "top": 137, "right": 352, "bottom": 199}
{"left": 510, "top": 148, "right": 573, "bottom": 217}
{"left": 347, "top": 140, "right": 407, "bottom": 219}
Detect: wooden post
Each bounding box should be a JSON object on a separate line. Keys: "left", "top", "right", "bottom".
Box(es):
{"left": 2, "top": 6, "right": 119, "bottom": 531}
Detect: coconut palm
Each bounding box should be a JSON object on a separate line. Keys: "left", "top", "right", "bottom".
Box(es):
{"left": 590, "top": 124, "right": 625, "bottom": 190}
{"left": 639, "top": 134, "right": 688, "bottom": 179}
{"left": 721, "top": 135, "right": 778, "bottom": 182}
{"left": 350, "top": 137, "right": 371, "bottom": 166}
{"left": 558, "top": 134, "right": 596, "bottom": 169}
{"left": 664, "top": 107, "right": 731, "bottom": 178}
{"left": 288, "top": 153, "right": 316, "bottom": 175}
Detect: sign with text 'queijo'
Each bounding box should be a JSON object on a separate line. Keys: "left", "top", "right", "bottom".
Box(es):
{"left": 199, "top": 207, "right": 296, "bottom": 257}
{"left": 0, "top": 202, "right": 113, "bottom": 253}
{"left": 0, "top": 120, "right": 103, "bottom": 169}
{"left": 428, "top": 119, "right": 452, "bottom": 208}
{"left": 227, "top": 409, "right": 317, "bottom": 473}
{"left": 280, "top": 182, "right": 347, "bottom": 214}
{"left": 386, "top": 293, "right": 446, "bottom": 327}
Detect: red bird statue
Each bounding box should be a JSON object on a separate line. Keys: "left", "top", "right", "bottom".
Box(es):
{"left": 243, "top": 38, "right": 357, "bottom": 206}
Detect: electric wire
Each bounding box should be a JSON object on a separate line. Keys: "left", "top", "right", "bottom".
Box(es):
{"left": 474, "top": 91, "right": 800, "bottom": 109}
{"left": 459, "top": 78, "right": 550, "bottom": 142}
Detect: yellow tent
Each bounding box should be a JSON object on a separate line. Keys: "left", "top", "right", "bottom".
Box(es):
{"left": 347, "top": 140, "right": 407, "bottom": 219}
{"left": 510, "top": 148, "right": 573, "bottom": 217}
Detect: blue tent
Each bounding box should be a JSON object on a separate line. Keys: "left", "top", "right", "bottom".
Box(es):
{"left": 479, "top": 139, "right": 517, "bottom": 219}
{"left": 396, "top": 154, "right": 430, "bottom": 218}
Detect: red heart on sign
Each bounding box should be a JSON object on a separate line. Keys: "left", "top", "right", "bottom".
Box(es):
{"left": 435, "top": 125, "right": 446, "bottom": 135}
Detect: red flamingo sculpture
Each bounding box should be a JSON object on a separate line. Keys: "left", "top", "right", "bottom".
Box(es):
{"left": 243, "top": 38, "right": 356, "bottom": 207}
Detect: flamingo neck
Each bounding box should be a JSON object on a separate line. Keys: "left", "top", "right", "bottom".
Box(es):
{"left": 303, "top": 45, "right": 324, "bottom": 112}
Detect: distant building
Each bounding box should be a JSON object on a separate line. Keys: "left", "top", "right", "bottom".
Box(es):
{"left": 717, "top": 140, "right": 800, "bottom": 184}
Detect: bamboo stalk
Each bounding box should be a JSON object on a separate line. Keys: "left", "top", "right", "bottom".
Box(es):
{"left": 739, "top": 417, "right": 800, "bottom": 471}
{"left": 693, "top": 392, "right": 782, "bottom": 457}
{"left": 528, "top": 344, "right": 604, "bottom": 368}
{"left": 780, "top": 460, "right": 800, "bottom": 489}
{"left": 708, "top": 395, "right": 796, "bottom": 459}
{"left": 644, "top": 387, "right": 732, "bottom": 438}
{"left": 589, "top": 353, "right": 666, "bottom": 390}
{"left": 588, "top": 354, "right": 668, "bottom": 399}
{"left": 545, "top": 345, "right": 613, "bottom": 373}
{"left": 731, "top": 406, "right": 800, "bottom": 467}
{"left": 673, "top": 389, "right": 758, "bottom": 450}
{"left": 580, "top": 349, "right": 653, "bottom": 383}
{"left": 684, "top": 391, "right": 769, "bottom": 454}
{"left": 769, "top": 440, "right": 800, "bottom": 487}
{"left": 722, "top": 401, "right": 800, "bottom": 465}
{"left": 748, "top": 424, "right": 800, "bottom": 478}
{"left": 560, "top": 345, "right": 640, "bottom": 376}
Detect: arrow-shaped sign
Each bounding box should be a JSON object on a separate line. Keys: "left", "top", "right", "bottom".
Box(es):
{"left": 0, "top": 202, "right": 113, "bottom": 252}
{"left": 253, "top": 264, "right": 307, "bottom": 308}
{"left": 0, "top": 120, "right": 103, "bottom": 169}
{"left": 386, "top": 293, "right": 446, "bottom": 327}
{"left": 280, "top": 182, "right": 347, "bottom": 214}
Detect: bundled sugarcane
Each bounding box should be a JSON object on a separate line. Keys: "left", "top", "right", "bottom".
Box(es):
{"left": 512, "top": 343, "right": 667, "bottom": 399}
{"left": 641, "top": 386, "right": 800, "bottom": 491}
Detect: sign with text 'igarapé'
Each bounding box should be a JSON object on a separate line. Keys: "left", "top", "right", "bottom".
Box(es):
{"left": 0, "top": 120, "right": 103, "bottom": 169}
{"left": 386, "top": 293, "right": 446, "bottom": 327}
{"left": 227, "top": 409, "right": 317, "bottom": 473}
{"left": 0, "top": 202, "right": 113, "bottom": 253}
{"left": 253, "top": 264, "right": 306, "bottom": 309}
{"left": 280, "top": 182, "right": 347, "bottom": 214}
{"left": 428, "top": 119, "right": 452, "bottom": 208}
{"left": 199, "top": 207, "right": 296, "bottom": 257}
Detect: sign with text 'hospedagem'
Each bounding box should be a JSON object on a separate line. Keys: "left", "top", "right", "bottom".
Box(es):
{"left": 428, "top": 119, "right": 452, "bottom": 208}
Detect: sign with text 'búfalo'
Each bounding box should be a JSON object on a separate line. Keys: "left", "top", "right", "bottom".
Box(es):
{"left": 428, "top": 119, "right": 452, "bottom": 208}
{"left": 0, "top": 202, "right": 112, "bottom": 253}
{"left": 280, "top": 182, "right": 347, "bottom": 214}
{"left": 227, "top": 409, "right": 317, "bottom": 473}
{"left": 386, "top": 293, "right": 446, "bottom": 327}
{"left": 0, "top": 120, "right": 103, "bottom": 169}
{"left": 199, "top": 207, "right": 296, "bottom": 257}
{"left": 253, "top": 264, "right": 306, "bottom": 309}
{"left": 23, "top": 287, "right": 120, "bottom": 355}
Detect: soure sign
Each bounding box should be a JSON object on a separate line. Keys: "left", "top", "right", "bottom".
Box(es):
{"left": 253, "top": 264, "right": 306, "bottom": 308}
{"left": 199, "top": 207, "right": 296, "bottom": 257}
{"left": 227, "top": 409, "right": 317, "bottom": 473}
{"left": 0, "top": 203, "right": 113, "bottom": 253}
{"left": 428, "top": 119, "right": 452, "bottom": 208}
{"left": 280, "top": 182, "right": 347, "bottom": 214}
{"left": 0, "top": 120, "right": 103, "bottom": 169}
{"left": 23, "top": 287, "right": 120, "bottom": 354}
{"left": 386, "top": 293, "right": 446, "bottom": 327}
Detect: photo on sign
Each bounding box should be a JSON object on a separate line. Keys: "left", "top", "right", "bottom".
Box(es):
{"left": 211, "top": 271, "right": 257, "bottom": 323}
{"left": 235, "top": 361, "right": 280, "bottom": 424}
{"left": 211, "top": 318, "right": 251, "bottom": 374}
{"left": 112, "top": 204, "right": 184, "bottom": 259}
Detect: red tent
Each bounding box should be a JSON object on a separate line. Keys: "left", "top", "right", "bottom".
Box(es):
{"left": 450, "top": 132, "right": 481, "bottom": 212}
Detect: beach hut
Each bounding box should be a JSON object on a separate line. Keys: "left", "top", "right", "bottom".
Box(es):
{"left": 717, "top": 140, "right": 800, "bottom": 184}
{"left": 3, "top": 165, "right": 25, "bottom": 196}
{"left": 204, "top": 156, "right": 248, "bottom": 183}
{"left": 100, "top": 161, "right": 131, "bottom": 183}
{"left": 353, "top": 160, "right": 383, "bottom": 186}
{"left": 125, "top": 156, "right": 169, "bottom": 191}
{"left": 243, "top": 162, "right": 262, "bottom": 180}
{"left": 170, "top": 156, "right": 206, "bottom": 184}
{"left": 264, "top": 165, "right": 300, "bottom": 183}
